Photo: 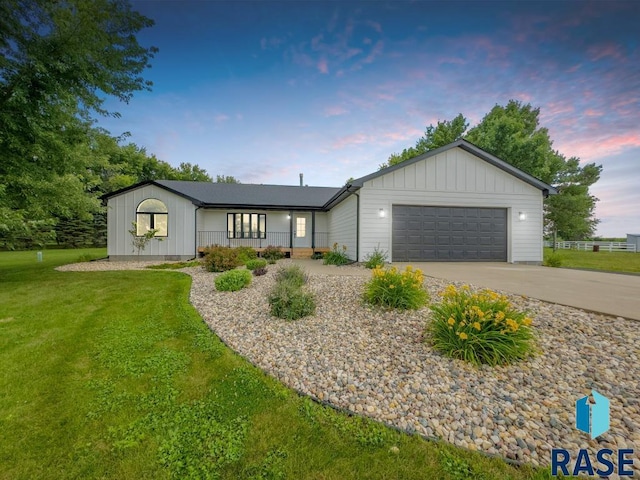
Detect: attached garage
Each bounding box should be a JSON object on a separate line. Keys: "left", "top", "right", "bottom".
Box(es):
{"left": 392, "top": 206, "right": 507, "bottom": 262}
{"left": 351, "top": 140, "right": 557, "bottom": 264}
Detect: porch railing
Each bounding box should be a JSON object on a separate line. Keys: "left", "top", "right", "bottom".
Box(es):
{"left": 198, "top": 231, "right": 330, "bottom": 249}
{"left": 314, "top": 231, "right": 329, "bottom": 248}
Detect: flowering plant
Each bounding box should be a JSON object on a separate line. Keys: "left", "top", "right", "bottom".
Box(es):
{"left": 364, "top": 265, "right": 428, "bottom": 310}
{"left": 427, "top": 285, "right": 535, "bottom": 366}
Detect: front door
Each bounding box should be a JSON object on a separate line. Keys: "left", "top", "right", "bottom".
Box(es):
{"left": 293, "top": 213, "right": 311, "bottom": 248}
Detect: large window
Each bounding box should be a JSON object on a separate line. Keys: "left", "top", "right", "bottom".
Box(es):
{"left": 227, "top": 213, "right": 266, "bottom": 239}
{"left": 136, "top": 199, "right": 168, "bottom": 237}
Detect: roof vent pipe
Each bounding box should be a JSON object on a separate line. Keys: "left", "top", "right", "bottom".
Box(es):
{"left": 299, "top": 173, "right": 303, "bottom": 186}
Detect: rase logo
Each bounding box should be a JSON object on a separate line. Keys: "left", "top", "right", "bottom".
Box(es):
{"left": 551, "top": 390, "right": 635, "bottom": 477}
{"left": 576, "top": 389, "right": 609, "bottom": 439}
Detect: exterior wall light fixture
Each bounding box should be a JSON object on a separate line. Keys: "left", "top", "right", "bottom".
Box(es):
{"left": 519, "top": 211, "right": 527, "bottom": 221}
{"left": 379, "top": 208, "right": 386, "bottom": 218}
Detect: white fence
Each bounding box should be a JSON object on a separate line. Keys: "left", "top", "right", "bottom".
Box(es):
{"left": 544, "top": 241, "right": 637, "bottom": 252}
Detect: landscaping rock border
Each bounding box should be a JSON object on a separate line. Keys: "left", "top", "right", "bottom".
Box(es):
{"left": 58, "top": 260, "right": 640, "bottom": 473}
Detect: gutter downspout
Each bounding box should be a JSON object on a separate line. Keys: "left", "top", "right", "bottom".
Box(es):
{"left": 194, "top": 206, "right": 201, "bottom": 258}
{"left": 355, "top": 191, "right": 360, "bottom": 262}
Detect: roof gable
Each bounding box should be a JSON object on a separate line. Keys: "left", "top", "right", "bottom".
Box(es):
{"left": 350, "top": 139, "right": 557, "bottom": 195}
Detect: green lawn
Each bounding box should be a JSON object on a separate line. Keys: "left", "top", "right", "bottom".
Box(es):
{"left": 544, "top": 247, "right": 640, "bottom": 273}
{"left": 0, "top": 249, "right": 553, "bottom": 479}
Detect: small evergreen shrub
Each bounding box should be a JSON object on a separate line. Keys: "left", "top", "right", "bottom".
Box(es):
{"left": 363, "top": 246, "right": 387, "bottom": 269}
{"left": 252, "top": 267, "right": 268, "bottom": 276}
{"left": 323, "top": 243, "right": 350, "bottom": 265}
{"left": 235, "top": 246, "right": 257, "bottom": 263}
{"left": 262, "top": 245, "right": 284, "bottom": 263}
{"left": 215, "top": 269, "right": 252, "bottom": 292}
{"left": 544, "top": 251, "right": 563, "bottom": 268}
{"left": 203, "top": 245, "right": 241, "bottom": 272}
{"left": 274, "top": 264, "right": 307, "bottom": 287}
{"left": 428, "top": 285, "right": 536, "bottom": 366}
{"left": 268, "top": 282, "right": 316, "bottom": 320}
{"left": 364, "top": 265, "right": 428, "bottom": 310}
{"left": 245, "top": 258, "right": 268, "bottom": 270}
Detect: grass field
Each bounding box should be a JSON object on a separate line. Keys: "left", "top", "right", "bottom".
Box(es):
{"left": 0, "top": 249, "right": 555, "bottom": 479}
{"left": 544, "top": 247, "right": 640, "bottom": 273}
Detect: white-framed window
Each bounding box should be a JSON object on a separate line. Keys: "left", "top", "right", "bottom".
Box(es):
{"left": 227, "top": 213, "right": 266, "bottom": 239}
{"left": 136, "top": 199, "right": 168, "bottom": 236}
{"left": 296, "top": 217, "right": 306, "bottom": 237}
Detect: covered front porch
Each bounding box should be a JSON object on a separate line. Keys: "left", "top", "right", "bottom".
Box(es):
{"left": 196, "top": 209, "right": 330, "bottom": 258}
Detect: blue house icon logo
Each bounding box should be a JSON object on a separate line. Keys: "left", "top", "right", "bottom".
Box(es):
{"left": 576, "top": 389, "right": 610, "bottom": 439}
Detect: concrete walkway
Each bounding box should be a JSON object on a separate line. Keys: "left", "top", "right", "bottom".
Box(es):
{"left": 293, "top": 260, "right": 640, "bottom": 321}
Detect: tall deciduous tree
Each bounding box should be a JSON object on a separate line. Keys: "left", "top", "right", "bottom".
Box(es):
{"left": 215, "top": 175, "right": 241, "bottom": 184}
{"left": 384, "top": 100, "right": 602, "bottom": 240}
{"left": 0, "top": 0, "right": 157, "bottom": 248}
{"left": 381, "top": 114, "right": 468, "bottom": 169}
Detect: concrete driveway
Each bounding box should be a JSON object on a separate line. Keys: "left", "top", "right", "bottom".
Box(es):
{"left": 392, "top": 262, "right": 640, "bottom": 321}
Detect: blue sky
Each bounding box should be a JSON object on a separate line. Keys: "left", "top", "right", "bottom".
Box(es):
{"left": 99, "top": 1, "right": 640, "bottom": 237}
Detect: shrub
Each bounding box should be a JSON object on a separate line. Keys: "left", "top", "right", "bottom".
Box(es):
{"left": 252, "top": 267, "right": 268, "bottom": 276}
{"left": 268, "top": 282, "right": 316, "bottom": 320}
{"left": 215, "top": 269, "right": 252, "bottom": 292}
{"left": 245, "top": 258, "right": 268, "bottom": 271}
{"left": 364, "top": 265, "right": 428, "bottom": 310}
{"left": 203, "top": 245, "right": 241, "bottom": 272}
{"left": 310, "top": 252, "right": 324, "bottom": 260}
{"left": 427, "top": 285, "right": 535, "bottom": 366}
{"left": 323, "top": 243, "right": 350, "bottom": 266}
{"left": 363, "top": 246, "right": 387, "bottom": 269}
{"left": 262, "top": 245, "right": 284, "bottom": 262}
{"left": 544, "top": 251, "right": 563, "bottom": 268}
{"left": 274, "top": 264, "right": 308, "bottom": 287}
{"left": 235, "top": 246, "right": 257, "bottom": 263}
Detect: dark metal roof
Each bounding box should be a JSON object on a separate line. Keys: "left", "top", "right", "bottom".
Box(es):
{"left": 102, "top": 140, "right": 557, "bottom": 209}
{"left": 349, "top": 139, "right": 558, "bottom": 196}
{"left": 103, "top": 180, "right": 341, "bottom": 210}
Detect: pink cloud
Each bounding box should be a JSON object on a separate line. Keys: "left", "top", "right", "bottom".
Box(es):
{"left": 317, "top": 58, "right": 329, "bottom": 74}
{"left": 331, "top": 125, "right": 426, "bottom": 151}
{"left": 324, "top": 105, "right": 349, "bottom": 117}
{"left": 311, "top": 34, "right": 324, "bottom": 50}
{"left": 437, "top": 56, "right": 466, "bottom": 66}
{"left": 556, "top": 133, "right": 640, "bottom": 162}
{"left": 588, "top": 43, "right": 625, "bottom": 62}
{"left": 365, "top": 20, "right": 382, "bottom": 33}
{"left": 332, "top": 133, "right": 370, "bottom": 149}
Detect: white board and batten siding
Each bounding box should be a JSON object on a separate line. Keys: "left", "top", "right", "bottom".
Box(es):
{"left": 107, "top": 184, "right": 196, "bottom": 260}
{"left": 328, "top": 195, "right": 357, "bottom": 260}
{"left": 358, "top": 147, "right": 544, "bottom": 263}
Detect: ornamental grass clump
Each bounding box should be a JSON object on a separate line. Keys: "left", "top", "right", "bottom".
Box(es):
{"left": 364, "top": 265, "right": 428, "bottom": 310}
{"left": 323, "top": 243, "right": 350, "bottom": 265}
{"left": 428, "top": 285, "right": 535, "bottom": 366}
{"left": 269, "top": 265, "right": 316, "bottom": 320}
{"left": 214, "top": 269, "right": 252, "bottom": 292}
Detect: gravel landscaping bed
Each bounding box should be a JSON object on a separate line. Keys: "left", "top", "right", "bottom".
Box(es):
{"left": 59, "top": 260, "right": 640, "bottom": 472}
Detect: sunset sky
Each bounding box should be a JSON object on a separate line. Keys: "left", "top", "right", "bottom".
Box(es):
{"left": 99, "top": 1, "right": 640, "bottom": 237}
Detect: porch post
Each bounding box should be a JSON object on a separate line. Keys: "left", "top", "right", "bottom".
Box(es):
{"left": 311, "top": 211, "right": 315, "bottom": 249}
{"left": 289, "top": 211, "right": 293, "bottom": 249}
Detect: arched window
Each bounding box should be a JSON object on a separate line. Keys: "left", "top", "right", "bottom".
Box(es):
{"left": 136, "top": 199, "right": 168, "bottom": 237}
